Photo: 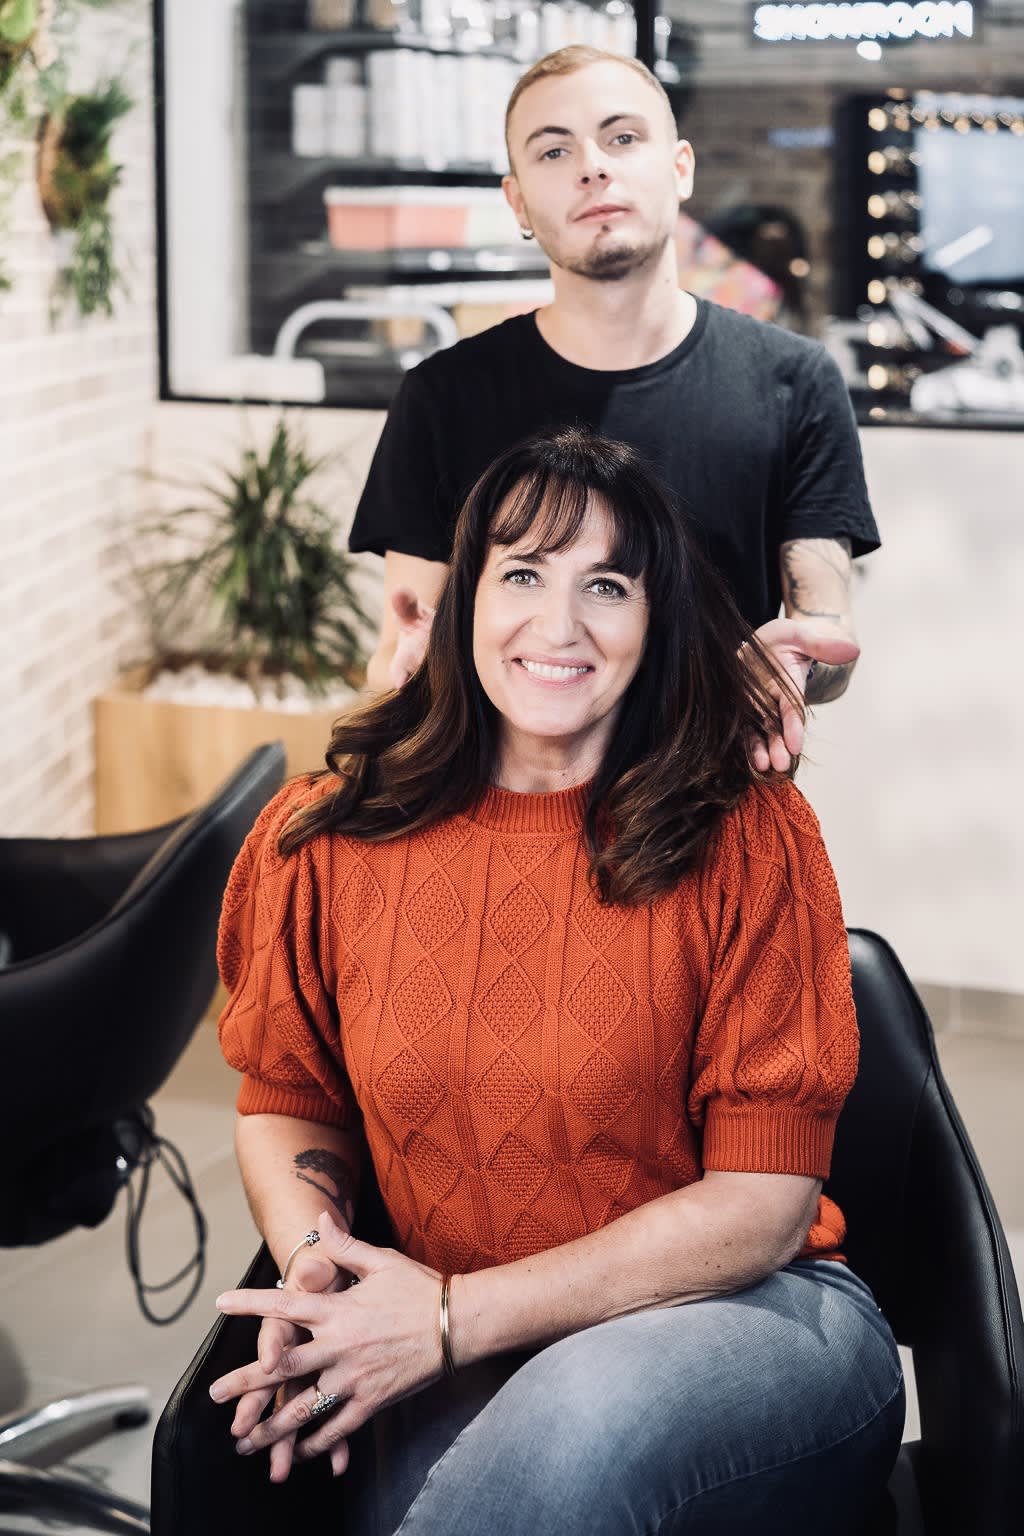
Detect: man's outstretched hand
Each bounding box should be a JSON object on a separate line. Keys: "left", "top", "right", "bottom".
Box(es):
{"left": 748, "top": 619, "right": 861, "bottom": 774}
{"left": 388, "top": 587, "right": 436, "bottom": 689}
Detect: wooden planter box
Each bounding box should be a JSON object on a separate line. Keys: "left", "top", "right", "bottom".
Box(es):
{"left": 94, "top": 667, "right": 344, "bottom": 834}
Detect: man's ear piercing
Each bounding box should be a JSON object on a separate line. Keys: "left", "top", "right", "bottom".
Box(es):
{"left": 520, "top": 227, "right": 534, "bottom": 241}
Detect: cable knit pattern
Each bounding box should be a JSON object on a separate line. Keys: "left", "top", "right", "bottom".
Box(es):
{"left": 217, "top": 777, "right": 858, "bottom": 1273}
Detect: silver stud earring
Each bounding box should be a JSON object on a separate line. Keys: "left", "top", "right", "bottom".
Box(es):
{"left": 520, "top": 227, "right": 534, "bottom": 241}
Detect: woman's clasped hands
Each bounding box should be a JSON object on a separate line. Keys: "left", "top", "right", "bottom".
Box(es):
{"left": 209, "top": 1209, "right": 448, "bottom": 1481}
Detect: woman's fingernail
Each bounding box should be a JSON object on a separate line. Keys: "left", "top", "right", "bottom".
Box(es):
{"left": 209, "top": 1384, "right": 224, "bottom": 1402}
{"left": 237, "top": 1438, "right": 254, "bottom": 1455}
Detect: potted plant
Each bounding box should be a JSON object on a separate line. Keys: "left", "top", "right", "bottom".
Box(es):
{"left": 94, "top": 417, "right": 375, "bottom": 833}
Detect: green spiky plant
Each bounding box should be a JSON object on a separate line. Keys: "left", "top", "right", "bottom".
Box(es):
{"left": 140, "top": 419, "right": 372, "bottom": 697}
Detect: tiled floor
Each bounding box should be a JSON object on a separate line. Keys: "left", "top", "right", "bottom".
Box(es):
{"left": 2, "top": 1014, "right": 1022, "bottom": 1531}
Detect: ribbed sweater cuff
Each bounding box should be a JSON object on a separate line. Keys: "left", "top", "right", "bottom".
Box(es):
{"left": 702, "top": 1106, "right": 837, "bottom": 1178}
{"left": 237, "top": 1075, "right": 352, "bottom": 1127}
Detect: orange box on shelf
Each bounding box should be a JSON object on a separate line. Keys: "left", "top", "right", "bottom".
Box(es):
{"left": 324, "top": 187, "right": 513, "bottom": 251}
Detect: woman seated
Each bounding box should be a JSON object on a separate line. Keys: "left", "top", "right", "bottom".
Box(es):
{"left": 209, "top": 427, "right": 904, "bottom": 1535}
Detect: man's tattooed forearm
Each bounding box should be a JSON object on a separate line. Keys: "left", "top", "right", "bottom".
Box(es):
{"left": 805, "top": 660, "right": 853, "bottom": 704}
{"left": 781, "top": 537, "right": 852, "bottom": 623}
{"left": 294, "top": 1147, "right": 357, "bottom": 1225}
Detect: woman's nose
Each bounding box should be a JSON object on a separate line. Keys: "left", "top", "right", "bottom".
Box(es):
{"left": 533, "top": 591, "right": 581, "bottom": 647}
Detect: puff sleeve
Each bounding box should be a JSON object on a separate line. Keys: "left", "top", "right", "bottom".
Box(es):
{"left": 688, "top": 781, "right": 858, "bottom": 1181}
{"left": 216, "top": 784, "right": 360, "bottom": 1130}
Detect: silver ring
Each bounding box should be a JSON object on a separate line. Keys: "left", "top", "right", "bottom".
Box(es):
{"left": 311, "top": 1385, "right": 338, "bottom": 1418}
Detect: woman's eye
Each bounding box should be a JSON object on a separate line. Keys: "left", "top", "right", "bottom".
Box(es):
{"left": 503, "top": 568, "right": 538, "bottom": 586}
{"left": 588, "top": 578, "right": 627, "bottom": 598}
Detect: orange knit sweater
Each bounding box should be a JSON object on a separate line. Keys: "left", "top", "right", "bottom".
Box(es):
{"left": 218, "top": 777, "right": 858, "bottom": 1274}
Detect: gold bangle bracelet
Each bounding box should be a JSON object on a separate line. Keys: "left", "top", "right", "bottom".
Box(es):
{"left": 439, "top": 1274, "right": 457, "bottom": 1377}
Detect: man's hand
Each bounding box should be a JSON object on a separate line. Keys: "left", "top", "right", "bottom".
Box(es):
{"left": 388, "top": 587, "right": 436, "bottom": 689}
{"left": 747, "top": 618, "right": 861, "bottom": 774}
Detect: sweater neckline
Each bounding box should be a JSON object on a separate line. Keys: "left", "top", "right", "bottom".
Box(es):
{"left": 466, "top": 780, "right": 589, "bottom": 834}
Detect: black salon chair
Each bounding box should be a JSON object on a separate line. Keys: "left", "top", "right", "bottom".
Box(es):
{"left": 0, "top": 743, "right": 286, "bottom": 1535}
{"left": 150, "top": 927, "right": 1024, "bottom": 1536}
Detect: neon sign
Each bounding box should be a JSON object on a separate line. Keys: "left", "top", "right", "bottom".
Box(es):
{"left": 752, "top": 2, "right": 975, "bottom": 42}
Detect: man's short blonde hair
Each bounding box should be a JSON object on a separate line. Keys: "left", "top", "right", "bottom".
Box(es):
{"left": 504, "top": 46, "right": 677, "bottom": 168}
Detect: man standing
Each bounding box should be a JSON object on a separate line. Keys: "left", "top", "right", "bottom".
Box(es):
{"left": 349, "top": 46, "right": 871, "bottom": 768}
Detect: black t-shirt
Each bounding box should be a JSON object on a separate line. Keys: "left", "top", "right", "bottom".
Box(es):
{"left": 349, "top": 298, "right": 879, "bottom": 628}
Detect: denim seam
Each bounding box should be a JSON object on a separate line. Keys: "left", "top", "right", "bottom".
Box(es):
{"left": 393, "top": 1417, "right": 481, "bottom": 1535}
{"left": 650, "top": 1369, "right": 906, "bottom": 1534}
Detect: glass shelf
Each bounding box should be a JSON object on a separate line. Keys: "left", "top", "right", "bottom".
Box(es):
{"left": 255, "top": 242, "right": 550, "bottom": 303}
{"left": 251, "top": 29, "right": 523, "bottom": 81}
{"left": 254, "top": 153, "right": 503, "bottom": 203}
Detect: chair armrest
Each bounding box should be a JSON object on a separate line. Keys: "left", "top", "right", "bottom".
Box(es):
{"left": 151, "top": 1246, "right": 333, "bottom": 1536}
{"left": 0, "top": 821, "right": 180, "bottom": 960}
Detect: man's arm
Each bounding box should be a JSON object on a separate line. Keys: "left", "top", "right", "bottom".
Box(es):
{"left": 779, "top": 536, "right": 857, "bottom": 704}
{"left": 365, "top": 550, "right": 449, "bottom": 693}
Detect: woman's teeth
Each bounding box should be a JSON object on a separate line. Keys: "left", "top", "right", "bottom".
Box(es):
{"left": 519, "top": 660, "right": 591, "bottom": 680}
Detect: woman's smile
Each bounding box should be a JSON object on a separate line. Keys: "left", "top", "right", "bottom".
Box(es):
{"left": 512, "top": 656, "right": 596, "bottom": 683}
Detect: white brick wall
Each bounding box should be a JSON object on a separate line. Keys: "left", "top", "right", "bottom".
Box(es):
{"left": 0, "top": 1, "right": 157, "bottom": 835}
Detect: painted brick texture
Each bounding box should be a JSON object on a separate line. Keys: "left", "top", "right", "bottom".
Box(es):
{"left": 0, "top": 2, "right": 157, "bottom": 835}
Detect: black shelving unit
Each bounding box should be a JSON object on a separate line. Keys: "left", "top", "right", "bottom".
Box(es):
{"left": 245, "top": 6, "right": 543, "bottom": 404}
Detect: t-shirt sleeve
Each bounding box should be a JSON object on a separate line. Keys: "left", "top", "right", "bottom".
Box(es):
{"left": 688, "top": 781, "right": 859, "bottom": 1179}
{"left": 348, "top": 365, "right": 454, "bottom": 563}
{"left": 781, "top": 344, "right": 880, "bottom": 559}
{"left": 216, "top": 785, "right": 360, "bottom": 1129}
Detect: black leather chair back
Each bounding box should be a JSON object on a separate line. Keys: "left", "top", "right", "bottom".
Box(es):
{"left": 828, "top": 929, "right": 1024, "bottom": 1536}
{"left": 0, "top": 744, "right": 286, "bottom": 1243}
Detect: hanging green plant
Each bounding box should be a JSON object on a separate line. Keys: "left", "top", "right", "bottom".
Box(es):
{"left": 0, "top": 0, "right": 40, "bottom": 291}
{"left": 0, "top": 0, "right": 38, "bottom": 94}
{"left": 36, "top": 75, "right": 131, "bottom": 315}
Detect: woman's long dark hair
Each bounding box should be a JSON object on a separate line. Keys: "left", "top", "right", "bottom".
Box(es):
{"left": 280, "top": 426, "right": 799, "bottom": 905}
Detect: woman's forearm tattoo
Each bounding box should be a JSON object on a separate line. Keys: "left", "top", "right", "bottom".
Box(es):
{"left": 294, "top": 1147, "right": 357, "bottom": 1226}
